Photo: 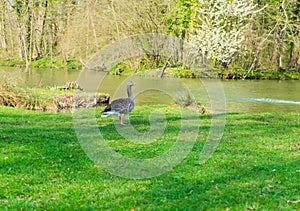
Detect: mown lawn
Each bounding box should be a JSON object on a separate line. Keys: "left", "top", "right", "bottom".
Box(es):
{"left": 0, "top": 105, "right": 299, "bottom": 210}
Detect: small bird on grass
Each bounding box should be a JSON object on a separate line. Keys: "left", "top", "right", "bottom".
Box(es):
{"left": 101, "top": 80, "right": 136, "bottom": 125}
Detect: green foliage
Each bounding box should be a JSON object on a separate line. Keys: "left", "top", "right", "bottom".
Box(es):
{"left": 0, "top": 85, "right": 53, "bottom": 111}
{"left": 166, "top": 0, "right": 199, "bottom": 39}
{"left": 118, "top": 55, "right": 171, "bottom": 74}
{"left": 110, "top": 61, "right": 132, "bottom": 75}
{"left": 0, "top": 57, "right": 81, "bottom": 69}
{"left": 171, "top": 67, "right": 195, "bottom": 78}
{"left": 282, "top": 71, "right": 300, "bottom": 79}
{"left": 0, "top": 80, "right": 109, "bottom": 111}
{"left": 0, "top": 106, "right": 299, "bottom": 209}
{"left": 1, "top": 0, "right": 300, "bottom": 75}
{"left": 174, "top": 90, "right": 195, "bottom": 106}
{"left": 218, "top": 68, "right": 300, "bottom": 80}
{"left": 30, "top": 58, "right": 82, "bottom": 69}
{"left": 0, "top": 59, "right": 26, "bottom": 67}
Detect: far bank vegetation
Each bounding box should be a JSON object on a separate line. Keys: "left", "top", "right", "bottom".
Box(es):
{"left": 0, "top": 0, "right": 299, "bottom": 76}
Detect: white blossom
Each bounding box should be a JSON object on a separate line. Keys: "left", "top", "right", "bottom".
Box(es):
{"left": 191, "top": 0, "right": 264, "bottom": 64}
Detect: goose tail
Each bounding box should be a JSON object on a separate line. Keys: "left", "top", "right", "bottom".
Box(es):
{"left": 101, "top": 104, "right": 119, "bottom": 117}
{"left": 101, "top": 104, "right": 111, "bottom": 117}
{"left": 101, "top": 111, "right": 114, "bottom": 117}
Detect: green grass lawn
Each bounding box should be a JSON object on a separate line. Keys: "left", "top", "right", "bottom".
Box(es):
{"left": 0, "top": 105, "right": 299, "bottom": 210}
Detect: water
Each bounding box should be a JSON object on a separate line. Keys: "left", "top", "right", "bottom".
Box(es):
{"left": 1, "top": 67, "right": 299, "bottom": 113}
{"left": 222, "top": 80, "right": 300, "bottom": 113}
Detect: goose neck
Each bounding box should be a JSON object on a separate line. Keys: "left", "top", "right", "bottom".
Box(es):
{"left": 127, "top": 85, "right": 134, "bottom": 99}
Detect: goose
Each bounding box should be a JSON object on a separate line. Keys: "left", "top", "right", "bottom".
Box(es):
{"left": 101, "top": 80, "right": 136, "bottom": 125}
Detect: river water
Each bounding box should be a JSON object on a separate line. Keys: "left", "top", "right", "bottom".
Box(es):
{"left": 1, "top": 67, "right": 299, "bottom": 113}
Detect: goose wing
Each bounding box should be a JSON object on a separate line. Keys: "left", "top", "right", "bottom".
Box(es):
{"left": 106, "top": 98, "right": 134, "bottom": 114}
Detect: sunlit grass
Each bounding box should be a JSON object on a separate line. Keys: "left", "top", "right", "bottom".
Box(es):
{"left": 0, "top": 106, "right": 299, "bottom": 210}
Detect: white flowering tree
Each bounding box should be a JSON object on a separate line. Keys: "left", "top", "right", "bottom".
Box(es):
{"left": 190, "top": 0, "right": 265, "bottom": 68}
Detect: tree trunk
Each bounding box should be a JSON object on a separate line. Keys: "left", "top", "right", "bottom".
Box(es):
{"left": 0, "top": 8, "right": 8, "bottom": 52}
{"left": 158, "top": 53, "right": 172, "bottom": 78}
{"left": 37, "top": 0, "right": 48, "bottom": 59}
{"left": 297, "top": 51, "right": 300, "bottom": 72}
{"left": 285, "top": 42, "right": 294, "bottom": 72}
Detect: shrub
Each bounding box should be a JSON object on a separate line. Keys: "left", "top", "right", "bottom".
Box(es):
{"left": 174, "top": 90, "right": 195, "bottom": 107}
{"left": 171, "top": 67, "right": 195, "bottom": 78}
{"left": 110, "top": 62, "right": 131, "bottom": 75}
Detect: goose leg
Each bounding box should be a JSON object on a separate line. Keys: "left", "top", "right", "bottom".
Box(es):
{"left": 119, "top": 114, "right": 125, "bottom": 125}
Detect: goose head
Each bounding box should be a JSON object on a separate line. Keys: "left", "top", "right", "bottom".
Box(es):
{"left": 128, "top": 80, "right": 136, "bottom": 87}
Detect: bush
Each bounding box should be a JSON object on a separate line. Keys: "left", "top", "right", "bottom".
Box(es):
{"left": 171, "top": 67, "right": 195, "bottom": 78}
{"left": 174, "top": 90, "right": 195, "bottom": 107}
{"left": 0, "top": 84, "right": 53, "bottom": 111}
{"left": 110, "top": 61, "right": 131, "bottom": 75}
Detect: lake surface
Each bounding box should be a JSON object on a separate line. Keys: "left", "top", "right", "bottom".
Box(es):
{"left": 1, "top": 67, "right": 299, "bottom": 113}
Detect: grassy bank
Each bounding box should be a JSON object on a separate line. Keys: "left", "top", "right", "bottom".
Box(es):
{"left": 0, "top": 58, "right": 82, "bottom": 70}
{"left": 2, "top": 58, "right": 300, "bottom": 80}
{"left": 0, "top": 106, "right": 299, "bottom": 210}
{"left": 0, "top": 83, "right": 109, "bottom": 112}
{"left": 218, "top": 69, "right": 300, "bottom": 80}
{"left": 109, "top": 62, "right": 300, "bottom": 80}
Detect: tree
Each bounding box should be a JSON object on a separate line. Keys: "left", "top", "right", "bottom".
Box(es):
{"left": 190, "top": 0, "right": 265, "bottom": 68}
{"left": 166, "top": 0, "right": 199, "bottom": 40}
{"left": 242, "top": 0, "right": 300, "bottom": 73}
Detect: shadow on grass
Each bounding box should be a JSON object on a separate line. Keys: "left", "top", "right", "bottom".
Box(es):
{"left": 1, "top": 106, "right": 299, "bottom": 210}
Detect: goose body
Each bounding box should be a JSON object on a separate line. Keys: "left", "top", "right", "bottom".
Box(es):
{"left": 101, "top": 81, "right": 136, "bottom": 125}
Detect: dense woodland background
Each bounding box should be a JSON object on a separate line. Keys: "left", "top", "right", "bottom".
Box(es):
{"left": 0, "top": 0, "right": 299, "bottom": 74}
